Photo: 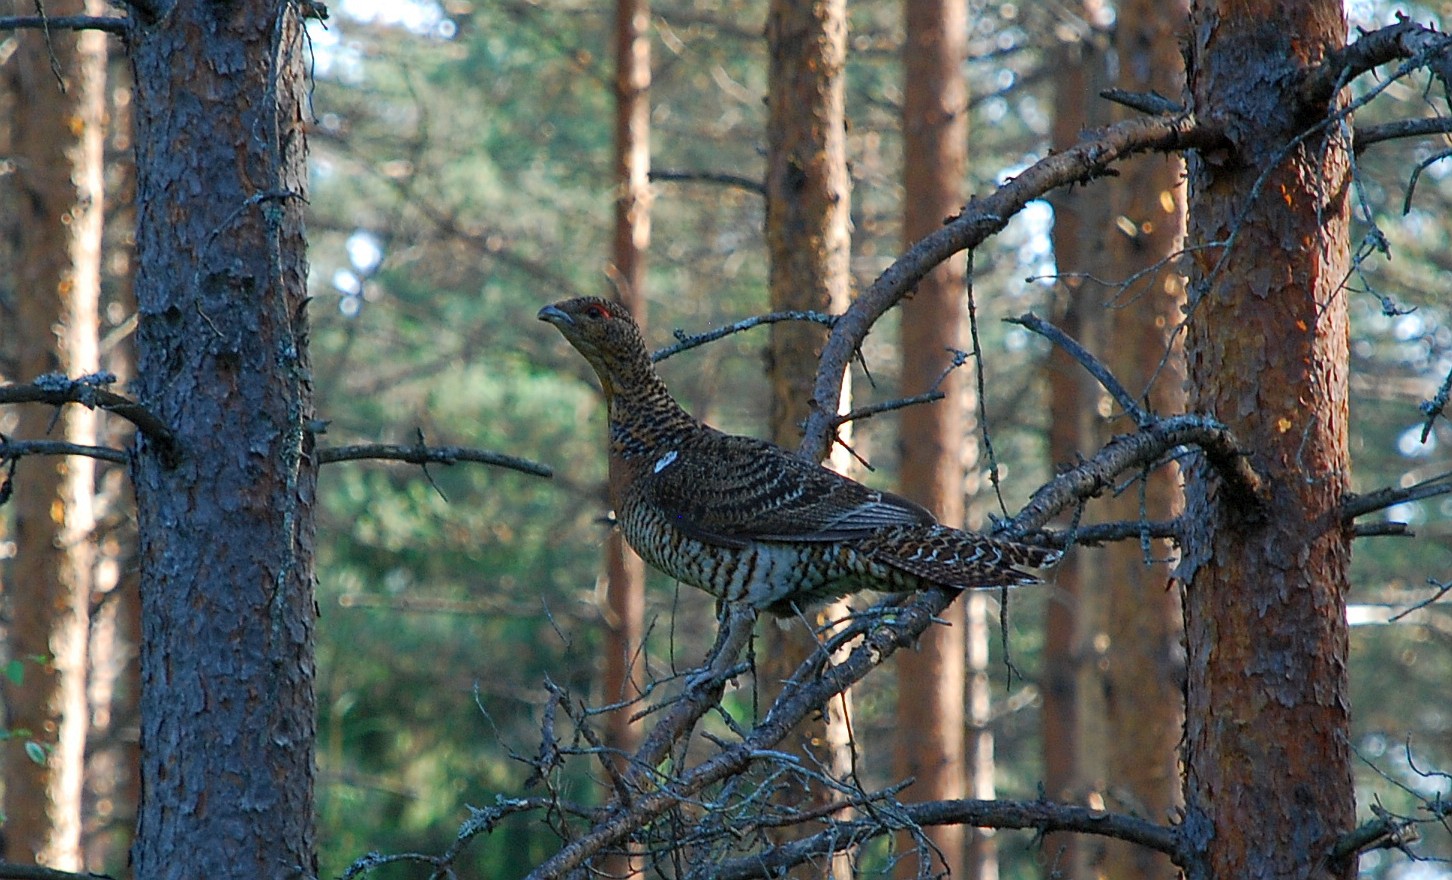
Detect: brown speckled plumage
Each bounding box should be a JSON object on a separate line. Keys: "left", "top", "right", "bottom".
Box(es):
{"left": 539, "top": 296, "right": 1060, "bottom": 615}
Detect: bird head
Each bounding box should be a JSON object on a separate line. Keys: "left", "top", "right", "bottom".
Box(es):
{"left": 538, "top": 297, "right": 650, "bottom": 398}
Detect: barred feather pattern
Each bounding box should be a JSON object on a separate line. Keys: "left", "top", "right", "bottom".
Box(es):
{"left": 539, "top": 296, "right": 1061, "bottom": 615}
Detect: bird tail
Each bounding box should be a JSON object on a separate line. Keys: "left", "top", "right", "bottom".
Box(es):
{"left": 867, "top": 524, "right": 1062, "bottom": 590}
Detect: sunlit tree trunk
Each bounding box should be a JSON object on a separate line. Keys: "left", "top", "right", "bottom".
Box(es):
{"left": 1, "top": 1, "right": 107, "bottom": 868}
{"left": 601, "top": 0, "right": 650, "bottom": 873}
{"left": 84, "top": 68, "right": 142, "bottom": 870}
{"left": 1040, "top": 4, "right": 1111, "bottom": 875}
{"left": 1098, "top": 0, "right": 1188, "bottom": 876}
{"left": 1181, "top": 0, "right": 1354, "bottom": 876}
{"left": 763, "top": 0, "right": 852, "bottom": 873}
{"left": 128, "top": 0, "right": 318, "bottom": 874}
{"left": 893, "top": 0, "right": 973, "bottom": 874}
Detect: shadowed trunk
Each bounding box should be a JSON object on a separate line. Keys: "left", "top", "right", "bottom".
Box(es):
{"left": 128, "top": 0, "right": 318, "bottom": 874}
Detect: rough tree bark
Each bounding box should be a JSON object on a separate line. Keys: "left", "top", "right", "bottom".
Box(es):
{"left": 894, "top": 0, "right": 973, "bottom": 874}
{"left": 1, "top": 1, "right": 107, "bottom": 868}
{"left": 601, "top": 0, "right": 650, "bottom": 873}
{"left": 763, "top": 0, "right": 853, "bottom": 873}
{"left": 1181, "top": 0, "right": 1355, "bottom": 877}
{"left": 127, "top": 0, "right": 318, "bottom": 876}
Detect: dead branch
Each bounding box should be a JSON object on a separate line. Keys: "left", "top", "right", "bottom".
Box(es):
{"left": 0, "top": 14, "right": 129, "bottom": 33}
{"left": 0, "top": 438, "right": 129, "bottom": 465}
{"left": 1329, "top": 812, "right": 1422, "bottom": 868}
{"left": 1023, "top": 416, "right": 1265, "bottom": 525}
{"left": 1008, "top": 312, "right": 1152, "bottom": 427}
{"left": 799, "top": 112, "right": 1225, "bottom": 460}
{"left": 649, "top": 169, "right": 766, "bottom": 196}
{"left": 1341, "top": 470, "right": 1452, "bottom": 521}
{"left": 1044, "top": 518, "right": 1180, "bottom": 548}
{"left": 708, "top": 797, "right": 1183, "bottom": 880}
{"left": 0, "top": 375, "right": 178, "bottom": 461}
{"left": 1300, "top": 17, "right": 1452, "bottom": 111}
{"left": 652, "top": 310, "right": 837, "bottom": 362}
{"left": 0, "top": 861, "right": 115, "bottom": 880}
{"left": 1354, "top": 116, "right": 1452, "bottom": 153}
{"left": 316, "top": 442, "right": 553, "bottom": 478}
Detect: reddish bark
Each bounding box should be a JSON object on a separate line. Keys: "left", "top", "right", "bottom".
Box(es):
{"left": 1181, "top": 0, "right": 1355, "bottom": 877}
{"left": 763, "top": 0, "right": 853, "bottom": 873}
{"left": 601, "top": 0, "right": 650, "bottom": 872}
{"left": 894, "top": 0, "right": 972, "bottom": 873}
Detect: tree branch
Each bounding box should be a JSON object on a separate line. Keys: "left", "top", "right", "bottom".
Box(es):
{"left": 648, "top": 169, "right": 766, "bottom": 196}
{"left": 0, "top": 15, "right": 129, "bottom": 34}
{"left": 652, "top": 310, "right": 836, "bottom": 362}
{"left": 0, "top": 862, "right": 115, "bottom": 880}
{"left": 1354, "top": 116, "right": 1452, "bottom": 153}
{"left": 316, "top": 443, "right": 553, "bottom": 478}
{"left": 1300, "top": 17, "right": 1452, "bottom": 111}
{"left": 1341, "top": 470, "right": 1452, "bottom": 521}
{"left": 0, "top": 376, "right": 178, "bottom": 462}
{"left": 708, "top": 797, "right": 1183, "bottom": 880}
{"left": 1008, "top": 311, "right": 1152, "bottom": 427}
{"left": 799, "top": 112, "right": 1225, "bottom": 460}
{"left": 0, "top": 438, "right": 129, "bottom": 465}
{"left": 1016, "top": 414, "right": 1266, "bottom": 525}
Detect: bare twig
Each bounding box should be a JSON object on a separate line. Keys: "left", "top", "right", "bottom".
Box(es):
{"left": 1417, "top": 364, "right": 1452, "bottom": 442}
{"left": 1300, "top": 17, "right": 1452, "bottom": 111}
{"left": 0, "top": 375, "right": 179, "bottom": 462}
{"left": 0, "top": 862, "right": 115, "bottom": 880}
{"left": 1341, "top": 470, "right": 1452, "bottom": 521}
{"left": 1015, "top": 414, "right": 1266, "bottom": 526}
{"left": 1100, "top": 88, "right": 1184, "bottom": 114}
{"left": 833, "top": 390, "right": 945, "bottom": 426}
{"left": 316, "top": 442, "right": 552, "bottom": 478}
{"left": 649, "top": 169, "right": 766, "bottom": 196}
{"left": 709, "top": 797, "right": 1183, "bottom": 880}
{"left": 1389, "top": 578, "right": 1452, "bottom": 623}
{"left": 0, "top": 14, "right": 129, "bottom": 33}
{"left": 1008, "top": 312, "right": 1152, "bottom": 427}
{"left": 652, "top": 310, "right": 837, "bottom": 362}
{"left": 0, "top": 438, "right": 129, "bottom": 465}
{"left": 1354, "top": 116, "right": 1452, "bottom": 153}
{"left": 1328, "top": 811, "right": 1422, "bottom": 867}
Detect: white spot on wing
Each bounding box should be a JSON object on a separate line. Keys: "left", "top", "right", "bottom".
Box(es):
{"left": 653, "top": 450, "right": 679, "bottom": 474}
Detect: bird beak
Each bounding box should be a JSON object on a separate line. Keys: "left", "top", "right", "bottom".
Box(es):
{"left": 537, "top": 304, "right": 572, "bottom": 326}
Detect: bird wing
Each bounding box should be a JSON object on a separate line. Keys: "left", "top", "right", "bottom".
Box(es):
{"left": 632, "top": 431, "right": 936, "bottom": 548}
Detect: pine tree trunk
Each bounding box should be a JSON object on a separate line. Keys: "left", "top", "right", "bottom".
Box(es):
{"left": 763, "top": 0, "right": 853, "bottom": 873}
{"left": 1181, "top": 0, "right": 1354, "bottom": 876}
{"left": 601, "top": 0, "right": 650, "bottom": 872}
{"left": 2, "top": 1, "right": 107, "bottom": 867}
{"left": 894, "top": 0, "right": 972, "bottom": 873}
{"left": 128, "top": 1, "right": 318, "bottom": 875}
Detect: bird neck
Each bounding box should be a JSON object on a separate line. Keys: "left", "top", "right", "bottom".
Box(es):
{"left": 602, "top": 359, "right": 697, "bottom": 460}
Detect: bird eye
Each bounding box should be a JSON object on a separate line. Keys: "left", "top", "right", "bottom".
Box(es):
{"left": 584, "top": 303, "right": 612, "bottom": 320}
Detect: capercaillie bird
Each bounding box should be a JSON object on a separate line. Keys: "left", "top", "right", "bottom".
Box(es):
{"left": 539, "top": 296, "right": 1060, "bottom": 616}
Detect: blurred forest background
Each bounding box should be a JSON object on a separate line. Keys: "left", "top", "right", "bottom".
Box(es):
{"left": 2, "top": 0, "right": 1451, "bottom": 876}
